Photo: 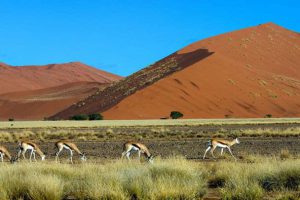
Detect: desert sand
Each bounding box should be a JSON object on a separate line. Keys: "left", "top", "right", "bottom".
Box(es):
{"left": 0, "top": 62, "right": 122, "bottom": 120}
{"left": 44, "top": 23, "right": 300, "bottom": 119}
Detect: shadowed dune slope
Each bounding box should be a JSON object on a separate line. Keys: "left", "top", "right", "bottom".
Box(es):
{"left": 0, "top": 62, "right": 121, "bottom": 95}
{"left": 53, "top": 23, "right": 300, "bottom": 119}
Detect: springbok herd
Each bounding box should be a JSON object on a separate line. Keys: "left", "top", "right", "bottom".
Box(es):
{"left": 0, "top": 138, "right": 240, "bottom": 163}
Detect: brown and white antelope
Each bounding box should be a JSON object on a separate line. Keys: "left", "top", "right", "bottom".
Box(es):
{"left": 121, "top": 141, "right": 154, "bottom": 163}
{"left": 203, "top": 138, "right": 240, "bottom": 160}
{"left": 55, "top": 140, "right": 86, "bottom": 163}
{"left": 17, "top": 141, "right": 45, "bottom": 162}
{"left": 0, "top": 145, "right": 13, "bottom": 163}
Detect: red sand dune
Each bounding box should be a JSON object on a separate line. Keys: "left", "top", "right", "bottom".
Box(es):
{"left": 53, "top": 23, "right": 300, "bottom": 119}
{"left": 0, "top": 62, "right": 121, "bottom": 95}
{"left": 0, "top": 82, "right": 109, "bottom": 120}
{"left": 0, "top": 62, "right": 122, "bottom": 120}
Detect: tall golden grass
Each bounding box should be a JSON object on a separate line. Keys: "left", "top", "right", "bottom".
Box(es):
{"left": 0, "top": 157, "right": 299, "bottom": 200}
{"left": 0, "top": 158, "right": 207, "bottom": 200}
{"left": 209, "top": 158, "right": 300, "bottom": 200}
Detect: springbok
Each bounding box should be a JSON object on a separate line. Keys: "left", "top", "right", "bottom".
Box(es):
{"left": 203, "top": 138, "right": 240, "bottom": 160}
{"left": 55, "top": 140, "right": 86, "bottom": 163}
{"left": 121, "top": 141, "right": 154, "bottom": 163}
{"left": 17, "top": 141, "right": 45, "bottom": 162}
{"left": 0, "top": 145, "right": 13, "bottom": 163}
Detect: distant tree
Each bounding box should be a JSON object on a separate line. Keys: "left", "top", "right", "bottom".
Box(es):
{"left": 88, "top": 113, "right": 103, "bottom": 120}
{"left": 8, "top": 118, "right": 14, "bottom": 121}
{"left": 170, "top": 111, "right": 183, "bottom": 119}
{"left": 70, "top": 114, "right": 89, "bottom": 120}
{"left": 265, "top": 114, "right": 272, "bottom": 118}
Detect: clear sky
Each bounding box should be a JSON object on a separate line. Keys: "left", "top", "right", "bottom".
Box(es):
{"left": 0, "top": 0, "right": 299, "bottom": 76}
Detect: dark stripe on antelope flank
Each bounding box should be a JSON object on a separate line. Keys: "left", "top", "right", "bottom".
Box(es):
{"left": 131, "top": 143, "right": 141, "bottom": 150}
{"left": 216, "top": 141, "right": 228, "bottom": 145}
{"left": 26, "top": 142, "right": 36, "bottom": 148}
{"left": 63, "top": 142, "right": 72, "bottom": 149}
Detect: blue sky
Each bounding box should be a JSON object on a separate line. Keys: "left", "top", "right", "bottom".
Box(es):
{"left": 0, "top": 0, "right": 299, "bottom": 76}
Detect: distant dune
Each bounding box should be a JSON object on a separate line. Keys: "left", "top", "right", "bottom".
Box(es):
{"left": 0, "top": 62, "right": 121, "bottom": 94}
{"left": 52, "top": 23, "right": 300, "bottom": 120}
{"left": 0, "top": 62, "right": 122, "bottom": 120}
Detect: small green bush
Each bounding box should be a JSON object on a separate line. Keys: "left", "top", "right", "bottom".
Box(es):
{"left": 88, "top": 113, "right": 103, "bottom": 120}
{"left": 265, "top": 114, "right": 272, "bottom": 118}
{"left": 170, "top": 111, "right": 183, "bottom": 119}
{"left": 70, "top": 114, "right": 89, "bottom": 120}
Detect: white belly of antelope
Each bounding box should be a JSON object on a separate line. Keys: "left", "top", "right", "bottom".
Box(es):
{"left": 216, "top": 143, "right": 228, "bottom": 148}
{"left": 130, "top": 146, "right": 139, "bottom": 152}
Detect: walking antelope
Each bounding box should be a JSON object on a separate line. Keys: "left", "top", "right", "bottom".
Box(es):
{"left": 55, "top": 140, "right": 86, "bottom": 163}
{"left": 17, "top": 141, "right": 45, "bottom": 162}
{"left": 121, "top": 141, "right": 154, "bottom": 163}
{"left": 203, "top": 138, "right": 240, "bottom": 160}
{"left": 0, "top": 146, "right": 13, "bottom": 162}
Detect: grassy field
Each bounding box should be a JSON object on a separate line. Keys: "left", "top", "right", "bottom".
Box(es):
{"left": 1, "top": 118, "right": 300, "bottom": 128}
{"left": 0, "top": 119, "right": 299, "bottom": 199}
{"left": 0, "top": 118, "right": 300, "bottom": 142}
{"left": 0, "top": 157, "right": 299, "bottom": 200}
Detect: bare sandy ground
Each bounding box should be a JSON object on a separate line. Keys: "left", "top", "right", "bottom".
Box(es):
{"left": 2, "top": 137, "right": 299, "bottom": 162}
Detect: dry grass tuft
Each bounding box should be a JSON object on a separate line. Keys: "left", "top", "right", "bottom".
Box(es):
{"left": 0, "top": 157, "right": 299, "bottom": 200}
{"left": 0, "top": 158, "right": 207, "bottom": 200}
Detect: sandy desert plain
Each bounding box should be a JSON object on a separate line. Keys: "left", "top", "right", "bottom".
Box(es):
{"left": 0, "top": 118, "right": 299, "bottom": 200}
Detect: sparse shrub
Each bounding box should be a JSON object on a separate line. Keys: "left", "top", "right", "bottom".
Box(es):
{"left": 275, "top": 192, "right": 300, "bottom": 200}
{"left": 259, "top": 166, "right": 300, "bottom": 191}
{"left": 265, "top": 114, "right": 272, "bottom": 118}
{"left": 88, "top": 113, "right": 103, "bottom": 120}
{"left": 8, "top": 118, "right": 14, "bottom": 121}
{"left": 70, "top": 114, "right": 89, "bottom": 120}
{"left": 170, "top": 111, "right": 183, "bottom": 119}
{"left": 106, "top": 128, "right": 114, "bottom": 134}
{"left": 222, "top": 181, "right": 263, "bottom": 200}
{"left": 280, "top": 149, "right": 291, "bottom": 160}
{"left": 208, "top": 175, "right": 227, "bottom": 188}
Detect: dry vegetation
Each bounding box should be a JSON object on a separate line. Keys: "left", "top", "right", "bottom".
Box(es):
{"left": 1, "top": 118, "right": 300, "bottom": 128}
{"left": 1, "top": 126, "right": 300, "bottom": 142}
{"left": 0, "top": 158, "right": 207, "bottom": 200}
{"left": 0, "top": 157, "right": 299, "bottom": 200}
{"left": 0, "top": 119, "right": 299, "bottom": 199}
